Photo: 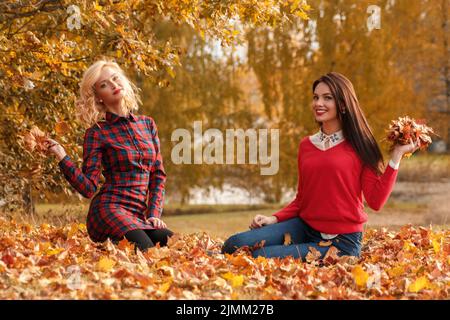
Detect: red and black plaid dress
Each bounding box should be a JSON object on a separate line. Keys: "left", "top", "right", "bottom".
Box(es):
{"left": 58, "top": 111, "right": 166, "bottom": 243}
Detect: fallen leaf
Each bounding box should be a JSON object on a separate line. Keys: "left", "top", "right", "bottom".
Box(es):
{"left": 222, "top": 272, "right": 244, "bottom": 287}
{"left": 352, "top": 265, "right": 369, "bottom": 287}
{"left": 96, "top": 257, "right": 116, "bottom": 272}
{"left": 318, "top": 240, "right": 332, "bottom": 247}
{"left": 284, "top": 233, "right": 292, "bottom": 245}
{"left": 408, "top": 276, "right": 430, "bottom": 293}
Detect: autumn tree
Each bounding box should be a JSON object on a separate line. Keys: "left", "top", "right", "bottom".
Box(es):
{"left": 243, "top": 0, "right": 446, "bottom": 201}
{"left": 0, "top": 0, "right": 311, "bottom": 212}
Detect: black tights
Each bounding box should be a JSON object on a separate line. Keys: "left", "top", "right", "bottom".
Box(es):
{"left": 124, "top": 228, "right": 174, "bottom": 252}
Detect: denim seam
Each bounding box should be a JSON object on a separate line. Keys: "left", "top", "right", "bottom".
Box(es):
{"left": 295, "top": 245, "right": 301, "bottom": 258}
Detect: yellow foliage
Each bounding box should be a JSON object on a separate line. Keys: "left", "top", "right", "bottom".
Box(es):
{"left": 222, "top": 272, "right": 244, "bottom": 287}
{"left": 96, "top": 257, "right": 116, "bottom": 272}
{"left": 408, "top": 276, "right": 431, "bottom": 293}
{"left": 352, "top": 265, "right": 369, "bottom": 287}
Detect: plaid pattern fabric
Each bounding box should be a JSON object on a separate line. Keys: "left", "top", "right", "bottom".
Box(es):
{"left": 58, "top": 111, "right": 166, "bottom": 242}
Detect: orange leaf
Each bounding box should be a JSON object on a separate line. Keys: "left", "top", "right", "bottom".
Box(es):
{"left": 117, "top": 238, "right": 134, "bottom": 252}
{"left": 283, "top": 233, "right": 292, "bottom": 245}
{"left": 55, "top": 121, "right": 70, "bottom": 135}
{"left": 318, "top": 240, "right": 332, "bottom": 247}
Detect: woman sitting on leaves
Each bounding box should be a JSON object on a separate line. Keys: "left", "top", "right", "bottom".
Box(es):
{"left": 45, "top": 59, "right": 173, "bottom": 253}
{"left": 222, "top": 72, "right": 419, "bottom": 261}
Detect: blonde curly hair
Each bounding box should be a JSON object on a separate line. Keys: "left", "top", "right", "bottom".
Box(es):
{"left": 75, "top": 59, "right": 142, "bottom": 128}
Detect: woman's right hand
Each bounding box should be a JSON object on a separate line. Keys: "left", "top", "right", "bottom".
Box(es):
{"left": 249, "top": 214, "right": 278, "bottom": 229}
{"left": 44, "top": 138, "right": 67, "bottom": 161}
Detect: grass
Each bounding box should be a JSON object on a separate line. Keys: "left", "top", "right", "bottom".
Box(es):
{"left": 0, "top": 199, "right": 436, "bottom": 240}
{"left": 5, "top": 203, "right": 283, "bottom": 239}
{"left": 397, "top": 153, "right": 450, "bottom": 182}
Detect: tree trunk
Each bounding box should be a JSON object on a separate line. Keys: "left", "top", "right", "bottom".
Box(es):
{"left": 441, "top": 0, "right": 450, "bottom": 151}
{"left": 22, "top": 180, "right": 35, "bottom": 218}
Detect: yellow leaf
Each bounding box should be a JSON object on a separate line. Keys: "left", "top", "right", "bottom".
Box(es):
{"left": 387, "top": 265, "right": 405, "bottom": 278}
{"left": 158, "top": 281, "right": 172, "bottom": 293}
{"left": 408, "top": 276, "right": 430, "bottom": 293}
{"left": 116, "top": 25, "right": 125, "bottom": 35}
{"left": 67, "top": 223, "right": 79, "bottom": 238}
{"left": 39, "top": 242, "right": 51, "bottom": 253}
{"left": 352, "top": 265, "right": 369, "bottom": 287}
{"left": 302, "top": 4, "right": 312, "bottom": 11}
{"left": 96, "top": 257, "right": 116, "bottom": 272}
{"left": 222, "top": 272, "right": 244, "bottom": 287}
{"left": 403, "top": 240, "right": 416, "bottom": 252}
{"left": 46, "top": 247, "right": 64, "bottom": 256}
{"left": 166, "top": 67, "right": 175, "bottom": 78}
{"left": 94, "top": 2, "right": 103, "bottom": 11}
{"left": 40, "top": 223, "right": 51, "bottom": 231}
{"left": 296, "top": 11, "right": 309, "bottom": 20}
{"left": 431, "top": 238, "right": 440, "bottom": 254}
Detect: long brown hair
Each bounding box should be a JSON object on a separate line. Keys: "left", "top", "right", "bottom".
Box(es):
{"left": 312, "top": 72, "right": 385, "bottom": 175}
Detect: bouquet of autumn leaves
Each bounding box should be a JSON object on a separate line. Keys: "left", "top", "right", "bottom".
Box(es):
{"left": 382, "top": 116, "right": 437, "bottom": 158}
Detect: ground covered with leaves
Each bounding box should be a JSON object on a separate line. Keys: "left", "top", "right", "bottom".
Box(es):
{"left": 0, "top": 218, "right": 448, "bottom": 299}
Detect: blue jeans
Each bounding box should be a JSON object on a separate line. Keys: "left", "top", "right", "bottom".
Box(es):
{"left": 222, "top": 217, "right": 362, "bottom": 261}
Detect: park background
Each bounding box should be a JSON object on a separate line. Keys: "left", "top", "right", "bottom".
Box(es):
{"left": 0, "top": 0, "right": 449, "bottom": 239}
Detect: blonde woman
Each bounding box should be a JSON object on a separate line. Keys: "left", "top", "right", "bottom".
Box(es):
{"left": 45, "top": 59, "right": 173, "bottom": 252}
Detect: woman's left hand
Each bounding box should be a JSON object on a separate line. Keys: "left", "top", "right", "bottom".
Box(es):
{"left": 145, "top": 217, "right": 167, "bottom": 229}
{"left": 391, "top": 137, "right": 420, "bottom": 161}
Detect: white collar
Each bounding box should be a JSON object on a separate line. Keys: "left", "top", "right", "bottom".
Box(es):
{"left": 310, "top": 128, "right": 345, "bottom": 151}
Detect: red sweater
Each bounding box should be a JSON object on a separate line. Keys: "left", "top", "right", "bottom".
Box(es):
{"left": 273, "top": 136, "right": 399, "bottom": 234}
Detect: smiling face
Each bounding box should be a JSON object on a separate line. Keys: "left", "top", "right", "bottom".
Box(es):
{"left": 93, "top": 66, "right": 124, "bottom": 108}
{"left": 312, "top": 82, "right": 338, "bottom": 123}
